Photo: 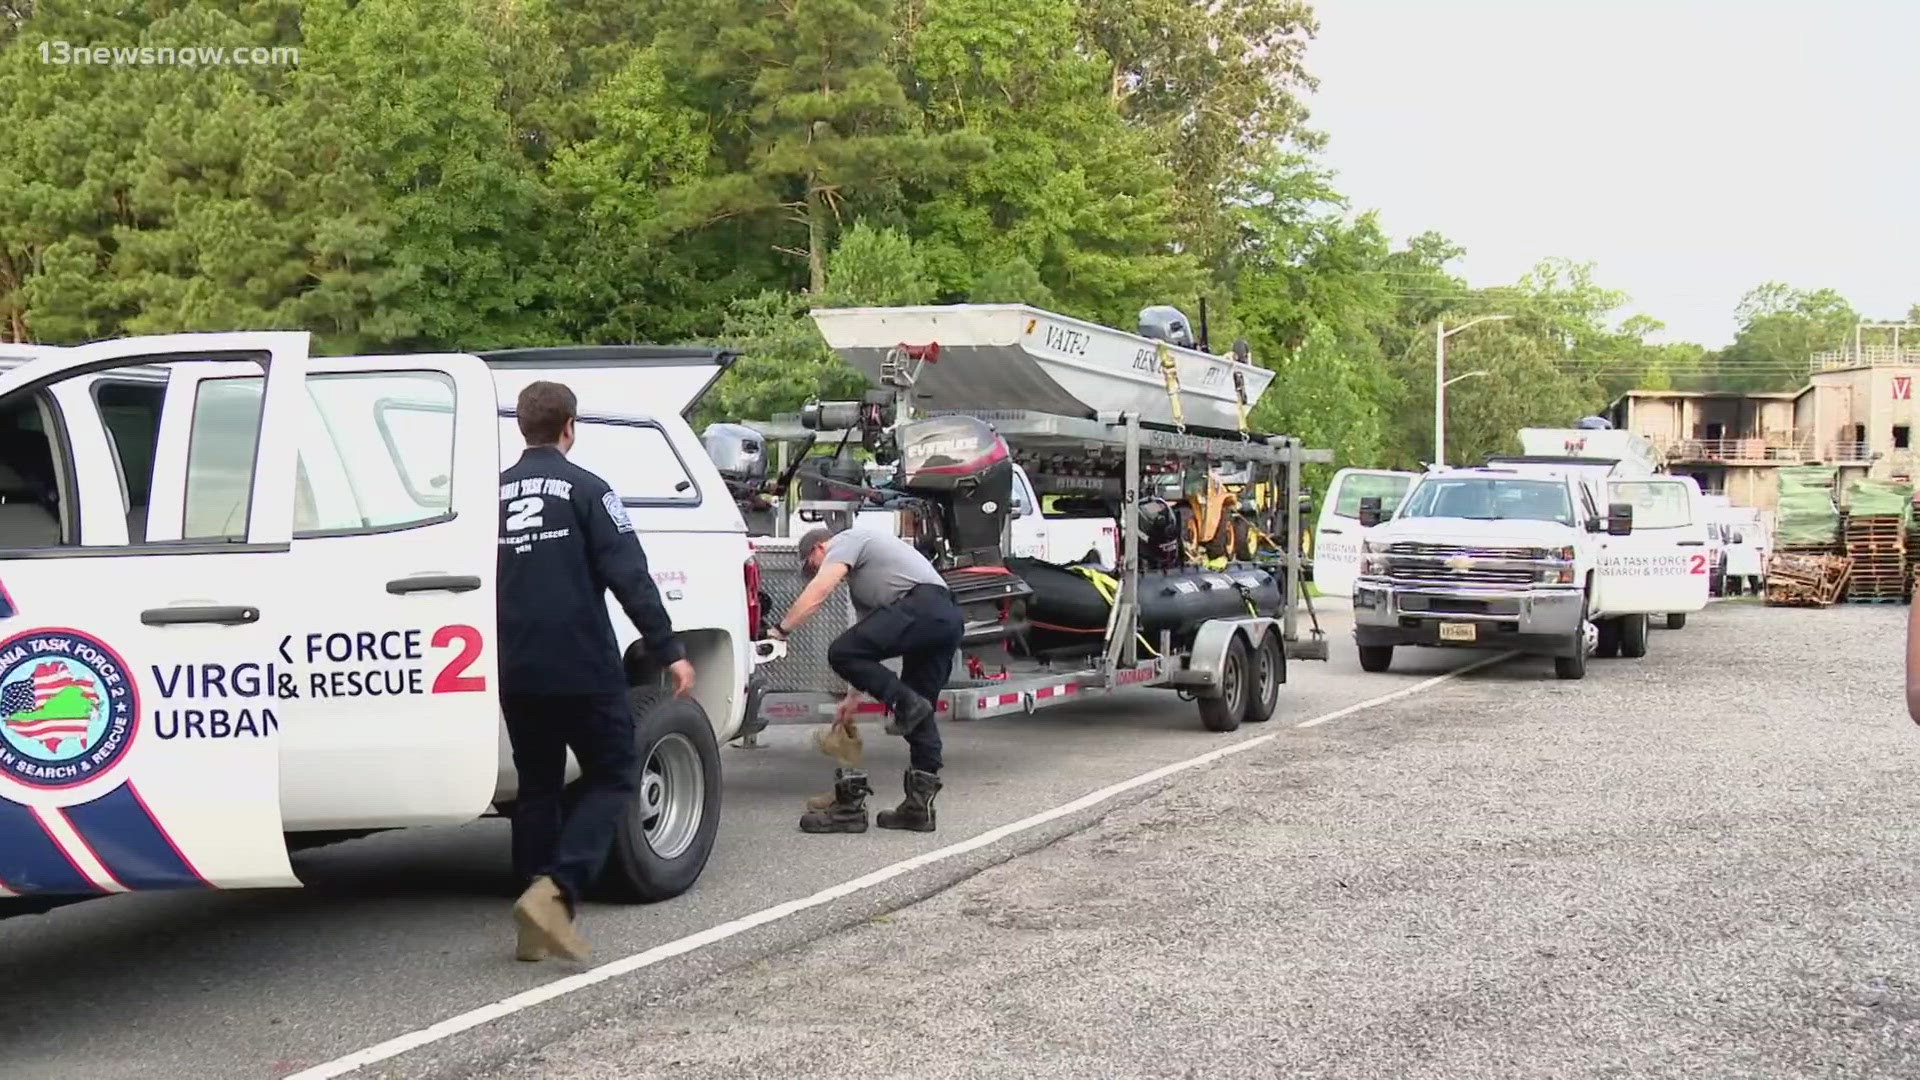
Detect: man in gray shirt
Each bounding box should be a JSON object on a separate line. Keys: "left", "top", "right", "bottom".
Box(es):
{"left": 769, "top": 527, "right": 965, "bottom": 834}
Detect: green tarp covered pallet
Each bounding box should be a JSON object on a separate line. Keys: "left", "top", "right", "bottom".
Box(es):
{"left": 1774, "top": 466, "right": 1841, "bottom": 549}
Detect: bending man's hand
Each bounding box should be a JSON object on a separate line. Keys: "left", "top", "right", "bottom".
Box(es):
{"left": 834, "top": 692, "right": 861, "bottom": 733}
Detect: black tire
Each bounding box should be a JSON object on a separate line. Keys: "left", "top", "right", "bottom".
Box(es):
{"left": 1198, "top": 635, "right": 1250, "bottom": 732}
{"left": 1619, "top": 613, "right": 1649, "bottom": 658}
{"left": 598, "top": 687, "right": 722, "bottom": 904}
{"left": 1554, "top": 600, "right": 1589, "bottom": 680}
{"left": 1243, "top": 632, "right": 1284, "bottom": 723}
{"left": 1357, "top": 644, "right": 1393, "bottom": 673}
{"left": 1554, "top": 649, "right": 1587, "bottom": 680}
{"left": 1595, "top": 618, "right": 1622, "bottom": 659}
{"left": 1666, "top": 613, "right": 1687, "bottom": 630}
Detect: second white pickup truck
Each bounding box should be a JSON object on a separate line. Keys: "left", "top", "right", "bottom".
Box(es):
{"left": 1351, "top": 464, "right": 1710, "bottom": 679}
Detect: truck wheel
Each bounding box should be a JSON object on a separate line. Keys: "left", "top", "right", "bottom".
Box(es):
{"left": 599, "top": 687, "right": 722, "bottom": 903}
{"left": 1357, "top": 644, "right": 1393, "bottom": 673}
{"left": 1595, "top": 618, "right": 1622, "bottom": 658}
{"left": 1553, "top": 648, "right": 1587, "bottom": 680}
{"left": 1243, "top": 633, "right": 1284, "bottom": 723}
{"left": 1198, "top": 635, "right": 1250, "bottom": 732}
{"left": 1554, "top": 606, "right": 1589, "bottom": 680}
{"left": 1619, "top": 613, "right": 1649, "bottom": 658}
{"left": 1666, "top": 613, "right": 1687, "bottom": 630}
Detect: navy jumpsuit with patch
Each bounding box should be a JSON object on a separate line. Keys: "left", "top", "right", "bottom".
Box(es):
{"left": 496, "top": 445, "right": 684, "bottom": 905}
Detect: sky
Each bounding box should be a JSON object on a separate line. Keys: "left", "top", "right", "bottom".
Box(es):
{"left": 1305, "top": 0, "right": 1920, "bottom": 347}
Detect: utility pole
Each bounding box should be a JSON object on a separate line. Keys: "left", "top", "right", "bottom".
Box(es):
{"left": 1435, "top": 315, "right": 1511, "bottom": 465}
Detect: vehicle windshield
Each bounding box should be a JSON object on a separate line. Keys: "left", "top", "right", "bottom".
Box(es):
{"left": 1397, "top": 477, "right": 1574, "bottom": 526}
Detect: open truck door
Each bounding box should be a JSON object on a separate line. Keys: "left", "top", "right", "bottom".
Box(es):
{"left": 0, "top": 333, "right": 309, "bottom": 897}
{"left": 1313, "top": 469, "right": 1416, "bottom": 597}
{"left": 1598, "top": 476, "right": 1711, "bottom": 624}
{"left": 182, "top": 353, "right": 504, "bottom": 832}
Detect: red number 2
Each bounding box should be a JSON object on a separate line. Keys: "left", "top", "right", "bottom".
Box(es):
{"left": 1688, "top": 555, "right": 1707, "bottom": 575}
{"left": 432, "top": 624, "right": 487, "bottom": 693}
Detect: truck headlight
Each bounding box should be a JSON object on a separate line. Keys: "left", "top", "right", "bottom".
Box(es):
{"left": 1538, "top": 566, "right": 1575, "bottom": 584}
{"left": 1361, "top": 539, "right": 1385, "bottom": 554}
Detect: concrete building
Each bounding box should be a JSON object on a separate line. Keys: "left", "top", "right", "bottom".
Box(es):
{"left": 1607, "top": 332, "right": 1920, "bottom": 511}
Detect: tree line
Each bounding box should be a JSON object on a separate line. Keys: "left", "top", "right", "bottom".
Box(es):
{"left": 0, "top": 0, "right": 1900, "bottom": 469}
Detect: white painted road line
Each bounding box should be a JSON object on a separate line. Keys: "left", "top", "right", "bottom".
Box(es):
{"left": 287, "top": 653, "right": 1512, "bottom": 1079}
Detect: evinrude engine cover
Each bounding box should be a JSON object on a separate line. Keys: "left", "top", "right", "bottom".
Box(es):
{"left": 895, "top": 415, "right": 1013, "bottom": 567}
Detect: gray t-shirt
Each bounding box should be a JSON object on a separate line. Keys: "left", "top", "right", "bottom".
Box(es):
{"left": 824, "top": 529, "right": 947, "bottom": 617}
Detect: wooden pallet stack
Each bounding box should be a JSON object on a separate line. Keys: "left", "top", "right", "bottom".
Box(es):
{"left": 1907, "top": 504, "right": 1920, "bottom": 595}
{"left": 1763, "top": 552, "right": 1852, "bottom": 607}
{"left": 1843, "top": 514, "right": 1908, "bottom": 602}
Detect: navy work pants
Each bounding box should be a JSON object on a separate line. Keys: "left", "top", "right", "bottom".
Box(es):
{"left": 501, "top": 692, "right": 636, "bottom": 906}
{"left": 826, "top": 584, "right": 965, "bottom": 774}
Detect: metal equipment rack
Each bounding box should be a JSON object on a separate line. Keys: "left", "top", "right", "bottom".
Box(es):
{"left": 740, "top": 407, "right": 1332, "bottom": 734}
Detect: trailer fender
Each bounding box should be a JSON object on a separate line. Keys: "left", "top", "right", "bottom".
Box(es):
{"left": 1180, "top": 618, "right": 1279, "bottom": 694}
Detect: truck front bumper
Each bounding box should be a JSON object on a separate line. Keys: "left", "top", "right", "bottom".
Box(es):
{"left": 1352, "top": 581, "right": 1584, "bottom": 657}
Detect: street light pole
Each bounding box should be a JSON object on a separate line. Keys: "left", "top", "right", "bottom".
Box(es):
{"left": 1434, "top": 315, "right": 1511, "bottom": 465}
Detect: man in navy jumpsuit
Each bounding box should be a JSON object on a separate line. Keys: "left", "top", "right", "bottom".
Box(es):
{"left": 498, "top": 381, "right": 693, "bottom": 962}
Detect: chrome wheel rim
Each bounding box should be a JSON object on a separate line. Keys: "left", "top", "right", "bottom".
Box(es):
{"left": 640, "top": 732, "right": 704, "bottom": 860}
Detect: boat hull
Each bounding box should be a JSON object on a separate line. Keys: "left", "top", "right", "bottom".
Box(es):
{"left": 810, "top": 304, "right": 1275, "bottom": 432}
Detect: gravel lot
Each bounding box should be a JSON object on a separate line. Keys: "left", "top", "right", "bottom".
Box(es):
{"left": 499, "top": 600, "right": 1920, "bottom": 1080}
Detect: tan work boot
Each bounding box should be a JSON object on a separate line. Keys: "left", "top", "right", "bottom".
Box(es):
{"left": 513, "top": 875, "right": 589, "bottom": 962}
{"left": 805, "top": 722, "right": 863, "bottom": 810}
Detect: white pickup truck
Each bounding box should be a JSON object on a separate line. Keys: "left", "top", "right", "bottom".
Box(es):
{"left": 0, "top": 332, "right": 765, "bottom": 911}
{"left": 1351, "top": 464, "right": 1710, "bottom": 679}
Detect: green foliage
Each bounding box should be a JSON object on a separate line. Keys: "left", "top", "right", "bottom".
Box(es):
{"left": 0, "top": 0, "right": 1898, "bottom": 481}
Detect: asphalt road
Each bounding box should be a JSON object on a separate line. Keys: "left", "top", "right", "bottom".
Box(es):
{"left": 495, "top": 599, "right": 1920, "bottom": 1080}
{"left": 2, "top": 604, "right": 1512, "bottom": 1080}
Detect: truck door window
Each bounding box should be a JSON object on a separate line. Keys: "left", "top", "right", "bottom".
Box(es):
{"left": 190, "top": 372, "right": 457, "bottom": 536}
{"left": 0, "top": 391, "right": 69, "bottom": 547}
{"left": 1334, "top": 473, "right": 1412, "bottom": 518}
{"left": 305, "top": 372, "right": 455, "bottom": 529}
{"left": 184, "top": 379, "right": 268, "bottom": 539}
{"left": 1610, "top": 481, "right": 1689, "bottom": 529}
{"left": 568, "top": 418, "right": 699, "bottom": 504}
{"left": 93, "top": 380, "right": 164, "bottom": 541}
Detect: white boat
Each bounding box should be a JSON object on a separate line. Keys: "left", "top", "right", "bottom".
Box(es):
{"left": 809, "top": 304, "right": 1276, "bottom": 431}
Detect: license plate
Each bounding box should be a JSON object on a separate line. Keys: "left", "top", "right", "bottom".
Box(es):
{"left": 1438, "top": 622, "right": 1478, "bottom": 642}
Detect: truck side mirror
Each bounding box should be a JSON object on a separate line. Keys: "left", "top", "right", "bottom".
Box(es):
{"left": 1357, "top": 496, "right": 1384, "bottom": 529}
{"left": 1730, "top": 529, "right": 1745, "bottom": 544}
{"left": 1606, "top": 502, "right": 1634, "bottom": 536}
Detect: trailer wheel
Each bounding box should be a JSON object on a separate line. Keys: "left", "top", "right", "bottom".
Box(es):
{"left": 1665, "top": 613, "right": 1687, "bottom": 630}
{"left": 1619, "top": 613, "right": 1649, "bottom": 658}
{"left": 598, "top": 687, "right": 721, "bottom": 904}
{"left": 1198, "top": 635, "right": 1250, "bottom": 732}
{"left": 1357, "top": 645, "right": 1393, "bottom": 673}
{"left": 1243, "top": 633, "right": 1283, "bottom": 723}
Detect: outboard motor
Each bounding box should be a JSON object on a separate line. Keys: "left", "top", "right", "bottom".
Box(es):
{"left": 894, "top": 415, "right": 1015, "bottom": 568}
{"left": 1137, "top": 305, "right": 1197, "bottom": 349}
{"left": 702, "top": 423, "right": 776, "bottom": 533}
{"left": 892, "top": 414, "right": 1031, "bottom": 653}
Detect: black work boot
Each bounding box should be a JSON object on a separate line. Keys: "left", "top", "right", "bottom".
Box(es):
{"left": 884, "top": 693, "right": 935, "bottom": 736}
{"left": 799, "top": 769, "right": 872, "bottom": 833}
{"left": 876, "top": 769, "right": 942, "bottom": 832}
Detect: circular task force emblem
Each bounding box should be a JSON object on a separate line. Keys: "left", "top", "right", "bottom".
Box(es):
{"left": 0, "top": 629, "right": 139, "bottom": 790}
